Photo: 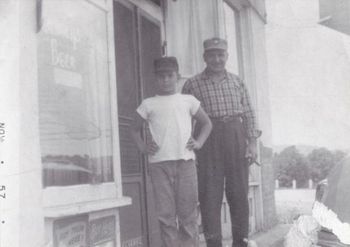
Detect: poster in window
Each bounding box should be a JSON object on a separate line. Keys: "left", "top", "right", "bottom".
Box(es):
{"left": 53, "top": 215, "right": 88, "bottom": 247}
{"left": 89, "top": 216, "right": 116, "bottom": 246}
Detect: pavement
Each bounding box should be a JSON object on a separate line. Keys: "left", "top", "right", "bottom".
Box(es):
{"left": 199, "top": 224, "right": 291, "bottom": 247}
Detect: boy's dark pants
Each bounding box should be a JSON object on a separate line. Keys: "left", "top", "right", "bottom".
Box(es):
{"left": 196, "top": 118, "right": 249, "bottom": 247}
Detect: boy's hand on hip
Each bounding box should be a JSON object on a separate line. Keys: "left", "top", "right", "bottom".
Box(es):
{"left": 140, "top": 141, "right": 159, "bottom": 155}
{"left": 186, "top": 137, "right": 202, "bottom": 150}
{"left": 147, "top": 141, "right": 159, "bottom": 155}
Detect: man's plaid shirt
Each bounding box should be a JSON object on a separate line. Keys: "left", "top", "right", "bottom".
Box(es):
{"left": 182, "top": 69, "right": 261, "bottom": 139}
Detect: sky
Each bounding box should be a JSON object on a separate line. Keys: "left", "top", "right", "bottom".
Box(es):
{"left": 265, "top": 0, "right": 350, "bottom": 151}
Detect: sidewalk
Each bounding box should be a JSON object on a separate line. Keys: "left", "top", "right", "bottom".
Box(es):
{"left": 199, "top": 224, "right": 291, "bottom": 247}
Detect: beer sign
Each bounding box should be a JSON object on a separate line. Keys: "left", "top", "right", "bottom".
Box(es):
{"left": 54, "top": 215, "right": 88, "bottom": 247}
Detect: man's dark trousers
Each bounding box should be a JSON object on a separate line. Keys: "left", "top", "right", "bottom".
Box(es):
{"left": 196, "top": 118, "right": 249, "bottom": 247}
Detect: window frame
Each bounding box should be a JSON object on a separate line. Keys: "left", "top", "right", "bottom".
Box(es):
{"left": 41, "top": 0, "right": 130, "bottom": 217}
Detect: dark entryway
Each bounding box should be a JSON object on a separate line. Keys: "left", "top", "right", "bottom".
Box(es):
{"left": 113, "top": 0, "right": 162, "bottom": 246}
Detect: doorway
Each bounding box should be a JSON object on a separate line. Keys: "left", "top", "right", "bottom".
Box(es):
{"left": 113, "top": 0, "right": 163, "bottom": 246}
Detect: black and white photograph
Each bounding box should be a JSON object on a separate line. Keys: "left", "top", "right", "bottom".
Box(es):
{"left": 0, "top": 0, "right": 349, "bottom": 246}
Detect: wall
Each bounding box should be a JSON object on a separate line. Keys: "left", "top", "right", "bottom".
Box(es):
{"left": 0, "top": 0, "right": 21, "bottom": 246}
{"left": 260, "top": 144, "right": 277, "bottom": 228}
{"left": 266, "top": 0, "right": 350, "bottom": 150}
{"left": 19, "top": 0, "right": 46, "bottom": 246}
{"left": 247, "top": 5, "right": 276, "bottom": 230}
{"left": 0, "top": 0, "right": 48, "bottom": 246}
{"left": 248, "top": 0, "right": 267, "bottom": 22}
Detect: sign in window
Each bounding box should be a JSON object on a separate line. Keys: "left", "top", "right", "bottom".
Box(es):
{"left": 37, "top": 0, "right": 114, "bottom": 187}
{"left": 53, "top": 215, "right": 116, "bottom": 247}
{"left": 54, "top": 215, "right": 89, "bottom": 247}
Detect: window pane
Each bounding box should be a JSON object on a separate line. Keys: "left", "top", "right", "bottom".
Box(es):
{"left": 38, "top": 0, "right": 114, "bottom": 186}
{"left": 224, "top": 3, "right": 241, "bottom": 75}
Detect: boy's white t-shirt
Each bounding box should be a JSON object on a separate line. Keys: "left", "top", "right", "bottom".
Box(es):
{"left": 136, "top": 93, "right": 200, "bottom": 163}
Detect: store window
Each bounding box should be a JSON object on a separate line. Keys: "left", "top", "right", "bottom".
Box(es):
{"left": 223, "top": 2, "right": 242, "bottom": 75}
{"left": 37, "top": 0, "right": 114, "bottom": 187}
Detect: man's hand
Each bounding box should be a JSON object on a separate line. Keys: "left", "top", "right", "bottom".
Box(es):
{"left": 186, "top": 137, "right": 203, "bottom": 150}
{"left": 140, "top": 141, "right": 159, "bottom": 155}
{"left": 245, "top": 140, "right": 258, "bottom": 165}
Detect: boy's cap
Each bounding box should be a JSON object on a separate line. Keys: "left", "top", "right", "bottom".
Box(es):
{"left": 154, "top": 56, "right": 179, "bottom": 72}
{"left": 203, "top": 37, "right": 228, "bottom": 51}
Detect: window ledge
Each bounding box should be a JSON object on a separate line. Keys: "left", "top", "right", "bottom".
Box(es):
{"left": 44, "top": 196, "right": 131, "bottom": 218}
{"left": 43, "top": 183, "right": 119, "bottom": 207}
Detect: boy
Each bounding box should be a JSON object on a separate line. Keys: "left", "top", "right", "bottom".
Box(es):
{"left": 130, "top": 56, "right": 212, "bottom": 247}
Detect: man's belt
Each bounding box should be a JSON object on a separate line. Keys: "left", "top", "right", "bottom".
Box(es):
{"left": 209, "top": 115, "right": 242, "bottom": 123}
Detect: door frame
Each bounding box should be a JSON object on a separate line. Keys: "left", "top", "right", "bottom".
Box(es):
{"left": 114, "top": 0, "right": 164, "bottom": 246}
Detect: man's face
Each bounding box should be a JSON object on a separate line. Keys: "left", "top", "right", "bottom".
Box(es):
{"left": 203, "top": 49, "right": 228, "bottom": 73}
{"left": 155, "top": 70, "right": 178, "bottom": 95}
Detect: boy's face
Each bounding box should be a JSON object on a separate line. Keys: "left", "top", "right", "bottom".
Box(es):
{"left": 155, "top": 70, "right": 178, "bottom": 95}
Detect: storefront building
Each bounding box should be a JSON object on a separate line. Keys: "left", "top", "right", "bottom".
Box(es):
{"left": 0, "top": 0, "right": 273, "bottom": 246}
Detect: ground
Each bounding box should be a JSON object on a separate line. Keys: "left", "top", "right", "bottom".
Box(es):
{"left": 200, "top": 189, "right": 316, "bottom": 246}
{"left": 275, "top": 189, "right": 316, "bottom": 224}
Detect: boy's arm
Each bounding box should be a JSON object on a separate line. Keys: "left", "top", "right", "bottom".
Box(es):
{"left": 186, "top": 106, "right": 212, "bottom": 150}
{"left": 129, "top": 112, "right": 159, "bottom": 155}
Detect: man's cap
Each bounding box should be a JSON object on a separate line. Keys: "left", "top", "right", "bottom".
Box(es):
{"left": 154, "top": 56, "right": 179, "bottom": 72}
{"left": 203, "top": 37, "right": 228, "bottom": 51}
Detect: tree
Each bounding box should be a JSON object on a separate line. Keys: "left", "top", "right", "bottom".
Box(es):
{"left": 307, "top": 148, "right": 346, "bottom": 183}
{"left": 273, "top": 146, "right": 347, "bottom": 187}
{"left": 333, "top": 150, "right": 347, "bottom": 163}
{"left": 273, "top": 146, "right": 309, "bottom": 188}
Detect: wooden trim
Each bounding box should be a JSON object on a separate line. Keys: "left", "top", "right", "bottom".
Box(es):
{"left": 96, "top": 5, "right": 128, "bottom": 244}
{"left": 43, "top": 183, "right": 120, "bottom": 207}
{"left": 44, "top": 197, "right": 131, "bottom": 218}
{"left": 249, "top": 5, "right": 267, "bottom": 24}
{"left": 236, "top": 8, "right": 245, "bottom": 77}
{"left": 225, "top": 0, "right": 266, "bottom": 24}
{"left": 246, "top": 0, "right": 267, "bottom": 24}
{"left": 85, "top": 0, "right": 108, "bottom": 11}
{"left": 89, "top": 208, "right": 119, "bottom": 220}
{"left": 115, "top": 0, "right": 162, "bottom": 21}
{"left": 137, "top": 2, "right": 163, "bottom": 26}
{"left": 239, "top": 6, "right": 265, "bottom": 231}
{"left": 106, "top": 0, "right": 124, "bottom": 198}
{"left": 246, "top": 7, "right": 265, "bottom": 231}
{"left": 224, "top": 0, "right": 249, "bottom": 11}
{"left": 114, "top": 0, "right": 165, "bottom": 46}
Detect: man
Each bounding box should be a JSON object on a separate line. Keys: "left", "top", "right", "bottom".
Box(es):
{"left": 182, "top": 38, "right": 261, "bottom": 247}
